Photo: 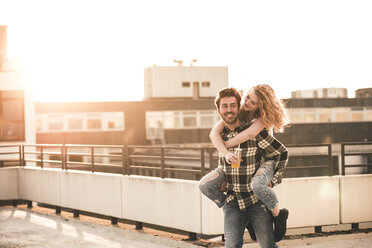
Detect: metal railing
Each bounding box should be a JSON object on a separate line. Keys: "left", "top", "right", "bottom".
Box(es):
{"left": 0, "top": 145, "right": 22, "bottom": 167}
{"left": 285, "top": 143, "right": 334, "bottom": 177}
{"left": 20, "top": 144, "right": 218, "bottom": 180}
{"left": 2, "top": 142, "right": 372, "bottom": 178}
{"left": 341, "top": 142, "right": 372, "bottom": 175}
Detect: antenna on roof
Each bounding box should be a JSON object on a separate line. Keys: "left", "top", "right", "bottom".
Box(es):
{"left": 173, "top": 59, "right": 183, "bottom": 67}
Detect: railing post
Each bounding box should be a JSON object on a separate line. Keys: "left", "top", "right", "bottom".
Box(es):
{"left": 40, "top": 146, "right": 44, "bottom": 168}
{"left": 126, "top": 146, "right": 131, "bottom": 176}
{"left": 341, "top": 143, "right": 345, "bottom": 176}
{"left": 200, "top": 148, "right": 205, "bottom": 176}
{"left": 91, "top": 147, "right": 95, "bottom": 173}
{"left": 328, "top": 144, "right": 333, "bottom": 176}
{"left": 122, "top": 146, "right": 127, "bottom": 175}
{"left": 61, "top": 144, "right": 65, "bottom": 170}
{"left": 19, "top": 145, "right": 23, "bottom": 167}
{"left": 161, "top": 147, "right": 165, "bottom": 179}
{"left": 208, "top": 148, "right": 214, "bottom": 173}
{"left": 63, "top": 145, "right": 67, "bottom": 171}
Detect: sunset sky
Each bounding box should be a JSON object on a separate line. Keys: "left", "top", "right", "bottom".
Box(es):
{"left": 1, "top": 0, "right": 371, "bottom": 102}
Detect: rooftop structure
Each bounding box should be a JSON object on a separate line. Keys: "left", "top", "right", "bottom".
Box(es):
{"left": 144, "top": 60, "right": 228, "bottom": 100}
{"left": 291, "top": 88, "right": 348, "bottom": 99}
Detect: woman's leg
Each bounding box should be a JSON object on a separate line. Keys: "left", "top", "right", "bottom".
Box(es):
{"left": 251, "top": 160, "right": 289, "bottom": 242}
{"left": 251, "top": 160, "right": 278, "bottom": 213}
{"left": 198, "top": 166, "right": 226, "bottom": 208}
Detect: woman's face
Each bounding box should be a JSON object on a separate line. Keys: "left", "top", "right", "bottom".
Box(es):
{"left": 242, "top": 89, "right": 259, "bottom": 112}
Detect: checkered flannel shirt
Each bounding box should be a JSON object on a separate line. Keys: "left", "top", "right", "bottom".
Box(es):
{"left": 219, "top": 121, "right": 289, "bottom": 211}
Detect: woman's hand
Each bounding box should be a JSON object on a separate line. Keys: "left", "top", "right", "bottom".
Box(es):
{"left": 218, "top": 182, "right": 227, "bottom": 192}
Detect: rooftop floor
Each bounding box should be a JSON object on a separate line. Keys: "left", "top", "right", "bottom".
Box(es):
{"left": 1, "top": 206, "right": 371, "bottom": 248}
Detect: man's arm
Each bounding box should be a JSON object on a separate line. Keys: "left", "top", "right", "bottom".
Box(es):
{"left": 256, "top": 130, "right": 289, "bottom": 186}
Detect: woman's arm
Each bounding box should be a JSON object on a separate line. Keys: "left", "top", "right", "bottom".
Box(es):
{"left": 224, "top": 117, "right": 265, "bottom": 148}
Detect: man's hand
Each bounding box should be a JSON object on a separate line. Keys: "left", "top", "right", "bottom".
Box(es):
{"left": 224, "top": 152, "right": 239, "bottom": 164}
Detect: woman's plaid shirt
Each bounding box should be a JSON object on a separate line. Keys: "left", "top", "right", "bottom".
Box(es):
{"left": 219, "top": 122, "right": 289, "bottom": 211}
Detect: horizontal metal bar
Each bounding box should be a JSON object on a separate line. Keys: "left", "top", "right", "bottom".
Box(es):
{"left": 129, "top": 155, "right": 201, "bottom": 161}
{"left": 341, "top": 142, "right": 372, "bottom": 146}
{"left": 129, "top": 165, "right": 201, "bottom": 173}
{"left": 0, "top": 152, "right": 21, "bottom": 155}
{"left": 37, "top": 152, "right": 62, "bottom": 156}
{"left": 344, "top": 164, "right": 372, "bottom": 168}
{"left": 343, "top": 152, "right": 372, "bottom": 156}
{"left": 129, "top": 165, "right": 162, "bottom": 170}
{"left": 65, "top": 144, "right": 123, "bottom": 148}
{"left": 286, "top": 143, "right": 331, "bottom": 148}
{"left": 23, "top": 151, "right": 40, "bottom": 155}
{"left": 286, "top": 165, "right": 329, "bottom": 170}
{"left": 66, "top": 161, "right": 92, "bottom": 166}
{"left": 23, "top": 144, "right": 64, "bottom": 147}
{"left": 24, "top": 159, "right": 62, "bottom": 164}
{"left": 127, "top": 145, "right": 208, "bottom": 150}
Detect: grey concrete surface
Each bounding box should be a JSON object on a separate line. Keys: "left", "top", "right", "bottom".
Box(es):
{"left": 1, "top": 207, "right": 372, "bottom": 248}
{"left": 0, "top": 207, "right": 198, "bottom": 248}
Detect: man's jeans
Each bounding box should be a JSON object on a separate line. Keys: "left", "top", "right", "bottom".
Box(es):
{"left": 224, "top": 199, "right": 277, "bottom": 248}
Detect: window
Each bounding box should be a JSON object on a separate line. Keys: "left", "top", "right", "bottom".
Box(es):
{"left": 182, "top": 82, "right": 190, "bottom": 87}
{"left": 319, "top": 110, "right": 331, "bottom": 122}
{"left": 36, "top": 112, "right": 124, "bottom": 132}
{"left": 0, "top": 91, "right": 25, "bottom": 141}
{"left": 68, "top": 119, "right": 83, "bottom": 130}
{"left": 106, "top": 112, "right": 124, "bottom": 130}
{"left": 202, "top": 81, "right": 210, "bottom": 87}
{"left": 47, "top": 114, "right": 64, "bottom": 131}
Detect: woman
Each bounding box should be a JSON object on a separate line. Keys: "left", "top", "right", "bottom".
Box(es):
{"left": 199, "top": 84, "right": 290, "bottom": 242}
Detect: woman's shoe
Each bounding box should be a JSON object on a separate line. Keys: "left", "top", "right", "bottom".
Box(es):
{"left": 273, "top": 208, "right": 289, "bottom": 242}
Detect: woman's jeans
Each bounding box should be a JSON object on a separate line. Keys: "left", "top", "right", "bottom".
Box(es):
{"left": 198, "top": 160, "right": 278, "bottom": 210}
{"left": 251, "top": 160, "right": 278, "bottom": 210}
{"left": 198, "top": 166, "right": 226, "bottom": 208}
{"left": 224, "top": 199, "right": 277, "bottom": 248}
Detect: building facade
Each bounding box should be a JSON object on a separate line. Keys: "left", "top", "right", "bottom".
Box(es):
{"left": 291, "top": 88, "right": 348, "bottom": 99}
{"left": 0, "top": 26, "right": 35, "bottom": 145}
{"left": 35, "top": 96, "right": 372, "bottom": 146}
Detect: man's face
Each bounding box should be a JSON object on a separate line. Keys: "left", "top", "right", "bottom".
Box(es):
{"left": 218, "top": 96, "right": 239, "bottom": 124}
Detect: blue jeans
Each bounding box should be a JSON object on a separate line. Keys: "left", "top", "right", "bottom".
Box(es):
{"left": 224, "top": 199, "right": 277, "bottom": 248}
{"left": 198, "top": 166, "right": 226, "bottom": 208}
{"left": 199, "top": 160, "right": 277, "bottom": 210}
{"left": 251, "top": 160, "right": 278, "bottom": 210}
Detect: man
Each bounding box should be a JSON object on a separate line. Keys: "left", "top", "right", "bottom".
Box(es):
{"left": 214, "top": 87, "right": 288, "bottom": 248}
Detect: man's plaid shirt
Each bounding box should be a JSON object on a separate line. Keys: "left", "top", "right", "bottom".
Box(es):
{"left": 219, "top": 121, "right": 289, "bottom": 211}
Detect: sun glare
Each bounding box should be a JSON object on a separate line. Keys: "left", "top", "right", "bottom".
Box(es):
{"left": 19, "top": 33, "right": 144, "bottom": 102}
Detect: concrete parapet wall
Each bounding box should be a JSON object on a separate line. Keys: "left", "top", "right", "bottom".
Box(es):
{"left": 0, "top": 167, "right": 18, "bottom": 200}
{"left": 275, "top": 176, "right": 340, "bottom": 228}
{"left": 1, "top": 167, "right": 372, "bottom": 235}
{"left": 19, "top": 167, "right": 61, "bottom": 206}
{"left": 60, "top": 171, "right": 122, "bottom": 218}
{"left": 340, "top": 174, "right": 372, "bottom": 223}
{"left": 122, "top": 176, "right": 201, "bottom": 233}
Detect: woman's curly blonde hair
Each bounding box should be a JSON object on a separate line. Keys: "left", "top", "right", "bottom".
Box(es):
{"left": 241, "top": 84, "right": 291, "bottom": 133}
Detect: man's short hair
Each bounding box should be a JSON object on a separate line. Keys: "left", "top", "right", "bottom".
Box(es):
{"left": 214, "top": 87, "right": 241, "bottom": 109}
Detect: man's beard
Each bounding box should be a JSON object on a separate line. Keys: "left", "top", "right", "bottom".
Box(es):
{"left": 220, "top": 112, "right": 239, "bottom": 125}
